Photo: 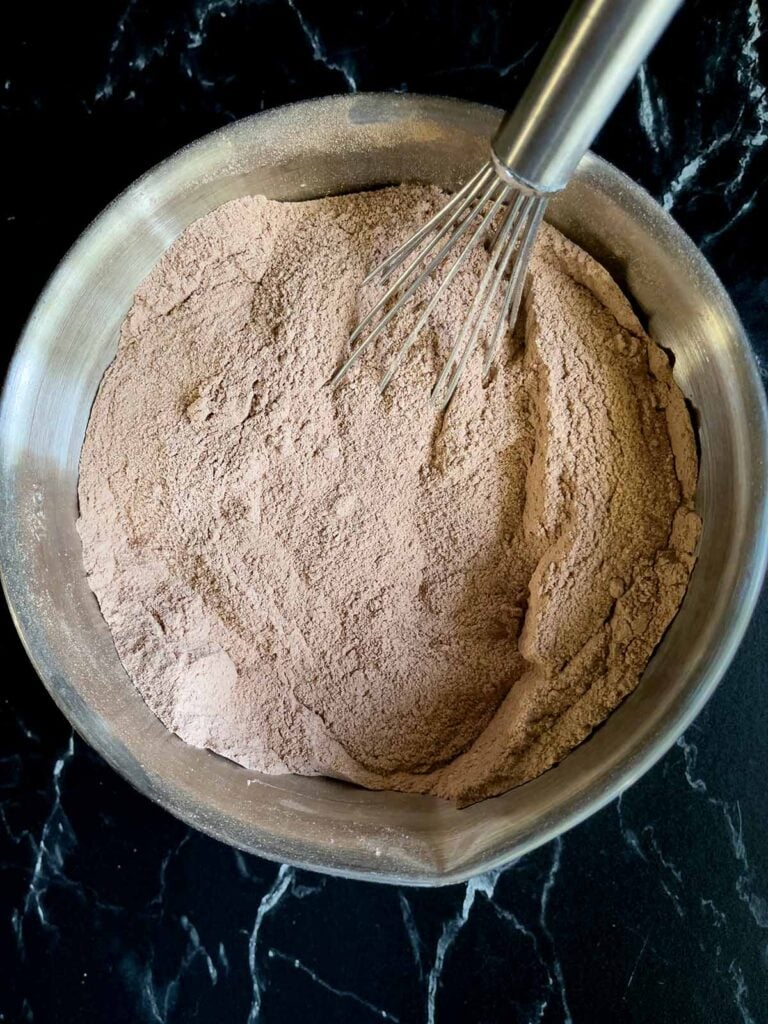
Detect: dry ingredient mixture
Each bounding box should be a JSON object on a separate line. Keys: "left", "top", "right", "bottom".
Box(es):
{"left": 77, "top": 186, "right": 700, "bottom": 805}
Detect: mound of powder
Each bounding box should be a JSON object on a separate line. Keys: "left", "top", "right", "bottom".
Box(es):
{"left": 77, "top": 186, "right": 700, "bottom": 805}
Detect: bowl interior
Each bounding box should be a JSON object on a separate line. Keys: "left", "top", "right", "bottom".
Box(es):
{"left": 2, "top": 94, "right": 766, "bottom": 884}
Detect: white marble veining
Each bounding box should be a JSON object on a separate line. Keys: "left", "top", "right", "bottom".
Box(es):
{"left": 426, "top": 870, "right": 501, "bottom": 1024}
{"left": 538, "top": 838, "right": 573, "bottom": 1024}
{"left": 267, "top": 948, "right": 399, "bottom": 1021}
{"left": 14, "top": 735, "right": 75, "bottom": 941}
{"left": 246, "top": 864, "right": 294, "bottom": 1022}
{"left": 637, "top": 63, "right": 670, "bottom": 154}
{"left": 398, "top": 893, "right": 426, "bottom": 979}
{"left": 285, "top": 0, "right": 358, "bottom": 91}
{"left": 657, "top": 0, "right": 766, "bottom": 247}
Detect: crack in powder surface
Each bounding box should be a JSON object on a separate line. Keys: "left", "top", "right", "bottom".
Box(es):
{"left": 77, "top": 186, "right": 700, "bottom": 805}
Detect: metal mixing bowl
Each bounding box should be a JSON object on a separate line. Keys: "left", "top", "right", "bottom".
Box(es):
{"left": 2, "top": 94, "right": 766, "bottom": 885}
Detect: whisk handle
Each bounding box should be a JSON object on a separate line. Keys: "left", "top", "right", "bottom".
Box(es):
{"left": 491, "top": 0, "right": 682, "bottom": 194}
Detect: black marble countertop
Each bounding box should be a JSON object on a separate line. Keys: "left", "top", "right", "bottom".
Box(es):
{"left": 2, "top": 2, "right": 767, "bottom": 1021}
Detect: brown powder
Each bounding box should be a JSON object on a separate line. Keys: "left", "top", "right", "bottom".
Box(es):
{"left": 77, "top": 185, "right": 700, "bottom": 806}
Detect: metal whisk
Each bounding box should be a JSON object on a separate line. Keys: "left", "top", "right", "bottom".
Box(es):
{"left": 330, "top": 0, "right": 682, "bottom": 409}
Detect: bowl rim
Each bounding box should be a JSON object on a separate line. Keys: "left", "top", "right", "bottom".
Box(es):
{"left": 2, "top": 92, "right": 767, "bottom": 885}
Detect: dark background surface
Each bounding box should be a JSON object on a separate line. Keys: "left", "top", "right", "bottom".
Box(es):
{"left": 2, "top": 1, "right": 767, "bottom": 1021}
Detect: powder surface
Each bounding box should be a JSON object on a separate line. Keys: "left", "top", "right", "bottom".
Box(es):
{"left": 77, "top": 186, "right": 700, "bottom": 805}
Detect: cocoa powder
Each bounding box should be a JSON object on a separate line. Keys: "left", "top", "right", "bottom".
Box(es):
{"left": 77, "top": 186, "right": 700, "bottom": 805}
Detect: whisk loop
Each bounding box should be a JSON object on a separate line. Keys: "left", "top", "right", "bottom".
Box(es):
{"left": 328, "top": 162, "right": 547, "bottom": 410}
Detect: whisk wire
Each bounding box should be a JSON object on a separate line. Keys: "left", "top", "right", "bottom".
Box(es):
{"left": 482, "top": 198, "right": 547, "bottom": 376}
{"left": 347, "top": 168, "right": 496, "bottom": 350}
{"left": 364, "top": 164, "right": 494, "bottom": 286}
{"left": 329, "top": 173, "right": 503, "bottom": 388}
{"left": 378, "top": 182, "right": 512, "bottom": 394}
{"left": 330, "top": 161, "right": 547, "bottom": 403}
{"left": 431, "top": 195, "right": 529, "bottom": 408}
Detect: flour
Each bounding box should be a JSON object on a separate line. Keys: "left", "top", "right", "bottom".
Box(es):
{"left": 77, "top": 186, "right": 700, "bottom": 805}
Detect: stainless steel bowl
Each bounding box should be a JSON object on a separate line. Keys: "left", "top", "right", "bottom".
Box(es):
{"left": 2, "top": 94, "right": 766, "bottom": 885}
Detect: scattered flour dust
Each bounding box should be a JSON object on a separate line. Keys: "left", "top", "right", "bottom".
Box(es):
{"left": 77, "top": 186, "right": 700, "bottom": 805}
